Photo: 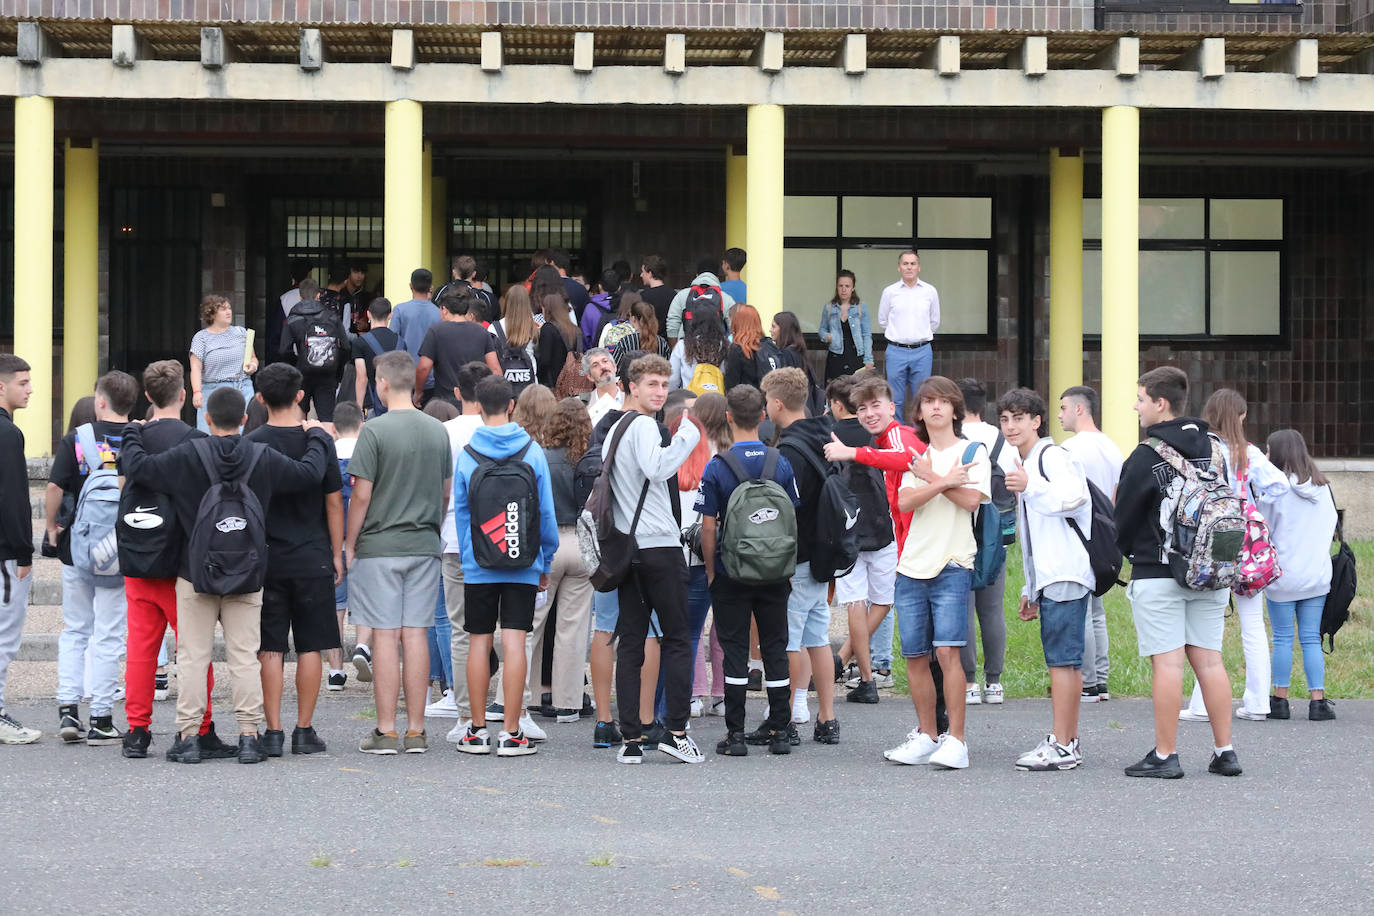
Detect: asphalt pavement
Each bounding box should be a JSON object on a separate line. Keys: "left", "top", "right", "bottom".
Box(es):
{"left": 2, "top": 693, "right": 1372, "bottom": 914}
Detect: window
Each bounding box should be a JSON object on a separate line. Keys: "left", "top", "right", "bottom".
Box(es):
{"left": 451, "top": 200, "right": 588, "bottom": 292}
{"left": 783, "top": 195, "right": 994, "bottom": 337}
{"left": 1081, "top": 198, "right": 1283, "bottom": 340}
{"left": 272, "top": 197, "right": 384, "bottom": 293}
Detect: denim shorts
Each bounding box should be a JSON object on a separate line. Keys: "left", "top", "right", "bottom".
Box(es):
{"left": 894, "top": 563, "right": 971, "bottom": 658}
{"left": 592, "top": 588, "right": 659, "bottom": 636}
{"left": 786, "top": 562, "right": 832, "bottom": 652}
{"left": 1038, "top": 593, "right": 1088, "bottom": 669}
{"left": 334, "top": 573, "right": 348, "bottom": 611}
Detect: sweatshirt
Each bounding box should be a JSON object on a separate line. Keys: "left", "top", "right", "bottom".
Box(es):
{"left": 1113, "top": 416, "right": 1214, "bottom": 581}
{"left": 852, "top": 419, "right": 927, "bottom": 550}
{"left": 606, "top": 411, "right": 700, "bottom": 550}
{"left": 0, "top": 407, "right": 31, "bottom": 566}
{"left": 1017, "top": 439, "right": 1094, "bottom": 602}
{"left": 665, "top": 272, "right": 737, "bottom": 340}
{"left": 1259, "top": 477, "right": 1338, "bottom": 602}
{"left": 452, "top": 422, "right": 560, "bottom": 585}
{"left": 776, "top": 415, "right": 834, "bottom": 565}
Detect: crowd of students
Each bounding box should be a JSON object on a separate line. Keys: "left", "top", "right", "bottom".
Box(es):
{"left": 0, "top": 250, "right": 1352, "bottom": 779}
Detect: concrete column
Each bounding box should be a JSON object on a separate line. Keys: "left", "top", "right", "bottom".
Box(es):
{"left": 745, "top": 106, "right": 783, "bottom": 323}
{"left": 64, "top": 139, "right": 99, "bottom": 424}
{"left": 1048, "top": 147, "right": 1083, "bottom": 442}
{"left": 420, "top": 140, "right": 433, "bottom": 278}
{"left": 1101, "top": 107, "right": 1140, "bottom": 456}
{"left": 14, "top": 96, "right": 54, "bottom": 456}
{"left": 431, "top": 175, "right": 448, "bottom": 289}
{"left": 384, "top": 101, "right": 424, "bottom": 304}
{"left": 725, "top": 144, "right": 748, "bottom": 272}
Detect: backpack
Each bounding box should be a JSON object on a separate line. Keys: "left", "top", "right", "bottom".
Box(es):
{"left": 186, "top": 439, "right": 269, "bottom": 596}
{"left": 1037, "top": 445, "right": 1124, "bottom": 598}
{"left": 359, "top": 331, "right": 400, "bottom": 416}
{"left": 599, "top": 319, "right": 636, "bottom": 352}
{"left": 781, "top": 437, "right": 861, "bottom": 583}
{"left": 682, "top": 284, "right": 724, "bottom": 324}
{"left": 961, "top": 440, "right": 1006, "bottom": 591}
{"left": 988, "top": 434, "right": 1018, "bottom": 546}
{"left": 295, "top": 310, "right": 343, "bottom": 374}
{"left": 753, "top": 339, "right": 788, "bottom": 380}
{"left": 491, "top": 321, "right": 536, "bottom": 396}
{"left": 717, "top": 449, "right": 798, "bottom": 585}
{"left": 117, "top": 424, "right": 197, "bottom": 580}
{"left": 464, "top": 441, "right": 541, "bottom": 570}
{"left": 1323, "top": 492, "right": 1357, "bottom": 653}
{"left": 686, "top": 361, "right": 725, "bottom": 397}
{"left": 843, "top": 459, "right": 894, "bottom": 552}
{"left": 338, "top": 454, "right": 355, "bottom": 521}
{"left": 1229, "top": 459, "right": 1282, "bottom": 598}
{"left": 70, "top": 424, "right": 123, "bottom": 587}
{"left": 578, "top": 414, "right": 651, "bottom": 592}
{"left": 1148, "top": 437, "right": 1246, "bottom": 591}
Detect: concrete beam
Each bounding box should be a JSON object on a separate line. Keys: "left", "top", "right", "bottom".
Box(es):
{"left": 1010, "top": 35, "right": 1048, "bottom": 77}
{"left": 1263, "top": 38, "right": 1318, "bottom": 79}
{"left": 391, "top": 29, "right": 415, "bottom": 71}
{"left": 841, "top": 33, "right": 866, "bottom": 75}
{"left": 1090, "top": 37, "right": 1139, "bottom": 78}
{"left": 481, "top": 32, "right": 503, "bottom": 72}
{"left": 573, "top": 32, "right": 594, "bottom": 73}
{"left": 299, "top": 28, "right": 323, "bottom": 71}
{"left": 200, "top": 27, "right": 240, "bottom": 69}
{"left": 112, "top": 24, "right": 153, "bottom": 69}
{"left": 664, "top": 33, "right": 686, "bottom": 75}
{"left": 919, "top": 35, "right": 960, "bottom": 76}
{"left": 1181, "top": 38, "right": 1226, "bottom": 79}
{"left": 18, "top": 22, "right": 59, "bottom": 65}
{"left": 754, "top": 32, "right": 784, "bottom": 73}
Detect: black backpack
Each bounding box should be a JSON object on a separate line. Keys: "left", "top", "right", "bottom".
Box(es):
{"left": 753, "top": 339, "right": 788, "bottom": 380}
{"left": 989, "top": 434, "right": 1018, "bottom": 546}
{"left": 358, "top": 330, "right": 402, "bottom": 416}
{"left": 783, "top": 436, "right": 861, "bottom": 583}
{"left": 465, "top": 441, "right": 541, "bottom": 569}
{"left": 682, "top": 284, "right": 724, "bottom": 324}
{"left": 1323, "top": 492, "right": 1357, "bottom": 653}
{"left": 294, "top": 310, "right": 343, "bottom": 375}
{"left": 117, "top": 424, "right": 198, "bottom": 579}
{"left": 186, "top": 440, "right": 269, "bottom": 596}
{"left": 843, "top": 459, "right": 894, "bottom": 552}
{"left": 1038, "top": 445, "right": 1124, "bottom": 597}
{"left": 491, "top": 321, "right": 535, "bottom": 396}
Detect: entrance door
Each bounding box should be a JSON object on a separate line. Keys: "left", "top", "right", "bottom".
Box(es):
{"left": 450, "top": 199, "right": 597, "bottom": 293}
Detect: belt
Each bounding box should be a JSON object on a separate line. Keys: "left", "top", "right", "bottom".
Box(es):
{"left": 887, "top": 339, "right": 931, "bottom": 350}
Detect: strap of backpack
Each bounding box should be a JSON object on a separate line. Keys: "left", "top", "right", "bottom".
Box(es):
{"left": 1147, "top": 436, "right": 1195, "bottom": 481}
{"left": 991, "top": 433, "right": 1005, "bottom": 466}
{"left": 238, "top": 440, "right": 265, "bottom": 484}
{"left": 719, "top": 448, "right": 754, "bottom": 486}
{"left": 76, "top": 423, "right": 101, "bottom": 475}
{"left": 781, "top": 433, "right": 832, "bottom": 483}
{"left": 960, "top": 440, "right": 981, "bottom": 467}
{"left": 193, "top": 438, "right": 219, "bottom": 484}
{"left": 492, "top": 320, "right": 510, "bottom": 356}
{"left": 761, "top": 447, "right": 780, "bottom": 482}
{"left": 627, "top": 479, "right": 651, "bottom": 538}
{"left": 601, "top": 413, "right": 642, "bottom": 469}
{"left": 1038, "top": 444, "right": 1091, "bottom": 553}
{"left": 360, "top": 331, "right": 383, "bottom": 358}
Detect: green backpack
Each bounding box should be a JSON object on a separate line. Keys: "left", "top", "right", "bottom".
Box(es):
{"left": 718, "top": 448, "right": 797, "bottom": 585}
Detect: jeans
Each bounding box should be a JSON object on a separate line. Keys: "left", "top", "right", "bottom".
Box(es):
{"left": 870, "top": 607, "right": 894, "bottom": 670}
{"left": 656, "top": 564, "right": 710, "bottom": 722}
{"left": 197, "top": 377, "right": 254, "bottom": 433}
{"left": 57, "top": 564, "right": 127, "bottom": 716}
{"left": 883, "top": 342, "right": 932, "bottom": 426}
{"left": 1268, "top": 595, "right": 1326, "bottom": 692}
{"left": 427, "top": 579, "right": 454, "bottom": 688}
{"left": 1186, "top": 589, "right": 1269, "bottom": 716}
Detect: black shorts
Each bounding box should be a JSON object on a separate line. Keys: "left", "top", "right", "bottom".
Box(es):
{"left": 463, "top": 582, "right": 537, "bottom": 635}
{"left": 261, "top": 576, "right": 343, "bottom": 654}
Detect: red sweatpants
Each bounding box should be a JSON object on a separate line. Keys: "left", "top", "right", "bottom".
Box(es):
{"left": 124, "top": 576, "right": 213, "bottom": 732}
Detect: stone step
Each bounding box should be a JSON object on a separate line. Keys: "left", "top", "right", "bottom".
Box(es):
{"left": 30, "top": 493, "right": 44, "bottom": 520}
{"left": 29, "top": 578, "right": 60, "bottom": 606}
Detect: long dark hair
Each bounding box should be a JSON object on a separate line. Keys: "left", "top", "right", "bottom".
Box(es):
{"left": 772, "top": 311, "right": 807, "bottom": 356}
{"left": 683, "top": 309, "right": 726, "bottom": 366}
{"left": 829, "top": 269, "right": 861, "bottom": 306}
{"left": 1266, "top": 429, "right": 1328, "bottom": 487}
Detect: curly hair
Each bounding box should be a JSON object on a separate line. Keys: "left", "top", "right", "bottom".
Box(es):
{"left": 512, "top": 384, "right": 557, "bottom": 445}
{"left": 199, "top": 294, "right": 230, "bottom": 327}
{"left": 544, "top": 397, "right": 593, "bottom": 463}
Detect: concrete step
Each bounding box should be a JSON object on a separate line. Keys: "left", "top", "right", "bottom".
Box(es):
{"left": 31, "top": 493, "right": 44, "bottom": 520}
{"left": 29, "top": 579, "right": 60, "bottom": 606}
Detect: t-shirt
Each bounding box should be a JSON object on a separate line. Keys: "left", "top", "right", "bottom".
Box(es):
{"left": 1062, "top": 429, "right": 1125, "bottom": 499}
{"left": 962, "top": 419, "right": 1018, "bottom": 476}
{"left": 639, "top": 284, "right": 677, "bottom": 338}
{"left": 348, "top": 409, "right": 452, "bottom": 559}
{"left": 720, "top": 279, "right": 747, "bottom": 305}
{"left": 190, "top": 326, "right": 250, "bottom": 383}
{"left": 896, "top": 439, "right": 992, "bottom": 580}
{"left": 440, "top": 414, "right": 483, "bottom": 554}
{"left": 390, "top": 298, "right": 442, "bottom": 388}
{"left": 245, "top": 424, "right": 343, "bottom": 579}
{"left": 418, "top": 320, "right": 496, "bottom": 403}
{"left": 49, "top": 419, "right": 126, "bottom": 565}
{"left": 350, "top": 326, "right": 402, "bottom": 390}
{"left": 693, "top": 440, "right": 799, "bottom": 583}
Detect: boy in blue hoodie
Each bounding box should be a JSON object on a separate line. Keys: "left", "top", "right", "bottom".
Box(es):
{"left": 452, "top": 375, "right": 559, "bottom": 757}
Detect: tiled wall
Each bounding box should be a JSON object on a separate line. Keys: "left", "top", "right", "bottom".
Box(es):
{"left": 1104, "top": 0, "right": 1341, "bottom": 33}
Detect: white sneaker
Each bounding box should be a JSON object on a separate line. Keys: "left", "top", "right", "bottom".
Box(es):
{"left": 1236, "top": 707, "right": 1269, "bottom": 721}
{"left": 689, "top": 697, "right": 704, "bottom": 718}
{"left": 1015, "top": 733, "right": 1078, "bottom": 771}
{"left": 445, "top": 718, "right": 473, "bottom": 743}
{"left": 1178, "top": 708, "right": 1210, "bottom": 723}
{"left": 519, "top": 711, "right": 548, "bottom": 742}
{"left": 424, "top": 689, "right": 460, "bottom": 718}
{"left": 705, "top": 697, "right": 725, "bottom": 716}
{"left": 965, "top": 683, "right": 983, "bottom": 705}
{"left": 1069, "top": 737, "right": 1083, "bottom": 764}
{"left": 929, "top": 734, "right": 969, "bottom": 769}
{"left": 792, "top": 698, "right": 810, "bottom": 724}
{"left": 885, "top": 729, "right": 939, "bottom": 765}
{"left": 0, "top": 710, "right": 41, "bottom": 745}
{"left": 112, "top": 686, "right": 126, "bottom": 702}
{"left": 984, "top": 683, "right": 1004, "bottom": 705}
{"left": 873, "top": 670, "right": 895, "bottom": 689}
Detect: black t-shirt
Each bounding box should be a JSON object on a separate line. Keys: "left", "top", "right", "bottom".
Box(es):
{"left": 351, "top": 326, "right": 402, "bottom": 388}
{"left": 639, "top": 284, "right": 677, "bottom": 338}
{"left": 244, "top": 424, "right": 343, "bottom": 578}
{"left": 49, "top": 419, "right": 126, "bottom": 565}
{"left": 417, "top": 320, "right": 496, "bottom": 403}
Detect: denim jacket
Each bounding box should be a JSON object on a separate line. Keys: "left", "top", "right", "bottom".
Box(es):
{"left": 817, "top": 300, "right": 873, "bottom": 365}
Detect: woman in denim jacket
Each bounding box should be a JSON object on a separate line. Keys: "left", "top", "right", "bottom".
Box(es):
{"left": 817, "top": 270, "right": 873, "bottom": 382}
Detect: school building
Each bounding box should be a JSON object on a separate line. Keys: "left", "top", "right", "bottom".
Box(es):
{"left": 3, "top": 1, "right": 1374, "bottom": 505}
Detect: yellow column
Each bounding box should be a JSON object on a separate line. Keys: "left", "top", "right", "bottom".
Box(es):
{"left": 1048, "top": 147, "right": 1083, "bottom": 443}
{"left": 64, "top": 139, "right": 100, "bottom": 424}
{"left": 745, "top": 106, "right": 783, "bottom": 323}
{"left": 725, "top": 144, "right": 748, "bottom": 263}
{"left": 14, "top": 96, "right": 54, "bottom": 456}
{"left": 384, "top": 101, "right": 424, "bottom": 304}
{"left": 431, "top": 175, "right": 448, "bottom": 286}
{"left": 1101, "top": 106, "right": 1140, "bottom": 456}
{"left": 420, "top": 141, "right": 433, "bottom": 278}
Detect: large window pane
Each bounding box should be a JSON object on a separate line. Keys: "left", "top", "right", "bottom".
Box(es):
{"left": 783, "top": 248, "right": 840, "bottom": 334}
{"left": 1083, "top": 250, "right": 1205, "bottom": 335}
{"left": 784, "top": 196, "right": 836, "bottom": 236}
{"left": 1211, "top": 199, "right": 1283, "bottom": 241}
{"left": 1083, "top": 199, "right": 1102, "bottom": 240}
{"left": 1140, "top": 198, "right": 1204, "bottom": 240}
{"left": 842, "top": 196, "right": 913, "bottom": 238}
{"left": 840, "top": 248, "right": 907, "bottom": 313}
{"left": 880, "top": 248, "right": 988, "bottom": 336}
{"left": 1211, "top": 251, "right": 1281, "bottom": 335}
{"left": 917, "top": 197, "right": 992, "bottom": 238}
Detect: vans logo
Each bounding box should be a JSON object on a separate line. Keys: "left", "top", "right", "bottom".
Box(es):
{"left": 748, "top": 508, "right": 779, "bottom": 525}
{"left": 479, "top": 502, "right": 523, "bottom": 559}
{"left": 215, "top": 517, "right": 248, "bottom": 533}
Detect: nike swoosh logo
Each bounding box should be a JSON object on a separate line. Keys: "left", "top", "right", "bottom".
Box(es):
{"left": 133, "top": 506, "right": 158, "bottom": 513}
{"left": 844, "top": 509, "right": 859, "bottom": 529}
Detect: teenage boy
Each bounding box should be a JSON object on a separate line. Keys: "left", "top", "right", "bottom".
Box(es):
{"left": 352, "top": 297, "right": 402, "bottom": 414}
{"left": 120, "top": 387, "right": 335, "bottom": 764}
{"left": 696, "top": 384, "right": 798, "bottom": 756}
{"left": 414, "top": 288, "right": 501, "bottom": 406}
{"left": 762, "top": 367, "right": 839, "bottom": 744}
{"left": 0, "top": 355, "right": 39, "bottom": 744}
{"left": 390, "top": 268, "right": 441, "bottom": 403}
{"left": 245, "top": 363, "right": 343, "bottom": 756}
{"left": 606, "top": 354, "right": 703, "bottom": 764}
{"left": 1114, "top": 366, "right": 1241, "bottom": 778}
{"left": 884, "top": 376, "right": 990, "bottom": 770}
{"left": 997, "top": 388, "right": 1092, "bottom": 771}
{"left": 279, "top": 278, "right": 349, "bottom": 422}
{"left": 451, "top": 374, "right": 559, "bottom": 756}
{"left": 326, "top": 400, "right": 364, "bottom": 690}
{"left": 720, "top": 248, "right": 747, "bottom": 304}
{"left": 46, "top": 371, "right": 139, "bottom": 746}
{"left": 1058, "top": 385, "right": 1124, "bottom": 702}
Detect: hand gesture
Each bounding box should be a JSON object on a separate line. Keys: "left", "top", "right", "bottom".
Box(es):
{"left": 1005, "top": 459, "right": 1029, "bottom": 494}
{"left": 823, "top": 433, "right": 856, "bottom": 463}
{"left": 941, "top": 460, "right": 973, "bottom": 489}
{"left": 910, "top": 450, "right": 937, "bottom": 483}
{"left": 1018, "top": 596, "right": 1038, "bottom": 621}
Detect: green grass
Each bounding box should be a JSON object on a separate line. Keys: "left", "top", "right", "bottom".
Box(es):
{"left": 890, "top": 539, "right": 1374, "bottom": 700}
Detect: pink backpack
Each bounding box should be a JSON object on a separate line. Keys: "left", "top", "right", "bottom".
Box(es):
{"left": 1232, "top": 460, "right": 1282, "bottom": 598}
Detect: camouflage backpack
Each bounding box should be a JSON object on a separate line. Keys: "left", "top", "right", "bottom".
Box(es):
{"left": 1148, "top": 437, "right": 1245, "bottom": 591}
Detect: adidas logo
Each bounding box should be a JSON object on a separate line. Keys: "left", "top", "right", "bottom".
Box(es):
{"left": 479, "top": 502, "right": 523, "bottom": 559}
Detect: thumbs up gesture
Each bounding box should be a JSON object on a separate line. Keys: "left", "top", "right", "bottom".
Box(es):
{"left": 1005, "top": 457, "right": 1029, "bottom": 493}
{"left": 824, "top": 432, "right": 857, "bottom": 463}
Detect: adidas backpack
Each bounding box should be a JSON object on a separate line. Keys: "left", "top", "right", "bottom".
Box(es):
{"left": 1148, "top": 437, "right": 1246, "bottom": 591}
{"left": 186, "top": 440, "right": 269, "bottom": 596}
{"left": 718, "top": 449, "right": 798, "bottom": 585}
{"left": 782, "top": 437, "right": 860, "bottom": 583}
{"left": 70, "top": 424, "right": 123, "bottom": 587}
{"left": 465, "top": 441, "right": 541, "bottom": 570}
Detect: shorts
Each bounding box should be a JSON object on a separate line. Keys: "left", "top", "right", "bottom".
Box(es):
{"left": 834, "top": 541, "right": 898, "bottom": 606}
{"left": 894, "top": 563, "right": 971, "bottom": 658}
{"left": 261, "top": 575, "right": 343, "bottom": 654}
{"left": 787, "top": 561, "right": 832, "bottom": 651}
{"left": 463, "top": 582, "right": 537, "bottom": 635}
{"left": 349, "top": 555, "right": 442, "bottom": 630}
{"left": 334, "top": 573, "right": 348, "bottom": 611}
{"left": 592, "top": 588, "right": 660, "bottom": 637}
{"left": 1038, "top": 593, "right": 1088, "bottom": 669}
{"left": 1126, "top": 576, "right": 1228, "bottom": 657}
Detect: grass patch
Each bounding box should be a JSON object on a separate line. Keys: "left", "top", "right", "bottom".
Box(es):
{"left": 394, "top": 857, "right": 414, "bottom": 868}
{"left": 588, "top": 853, "right": 615, "bottom": 867}
{"left": 890, "top": 539, "right": 1374, "bottom": 699}
{"left": 309, "top": 854, "right": 332, "bottom": 867}
{"left": 483, "top": 858, "right": 538, "bottom": 867}
{"left": 350, "top": 706, "right": 377, "bottom": 721}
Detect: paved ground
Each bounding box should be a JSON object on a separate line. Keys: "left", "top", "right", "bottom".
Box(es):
{"left": 3, "top": 692, "right": 1372, "bottom": 914}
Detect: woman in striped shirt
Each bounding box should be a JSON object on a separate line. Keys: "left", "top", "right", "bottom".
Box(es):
{"left": 189, "top": 294, "right": 258, "bottom": 432}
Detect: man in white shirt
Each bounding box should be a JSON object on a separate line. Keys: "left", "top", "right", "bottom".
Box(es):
{"left": 877, "top": 251, "right": 940, "bottom": 425}
{"left": 583, "top": 348, "right": 624, "bottom": 427}
{"left": 1057, "top": 385, "right": 1124, "bottom": 702}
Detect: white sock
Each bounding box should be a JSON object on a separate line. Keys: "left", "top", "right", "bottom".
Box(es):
{"left": 793, "top": 688, "right": 806, "bottom": 704}
{"left": 329, "top": 668, "right": 345, "bottom": 677}
{"left": 748, "top": 658, "right": 763, "bottom": 673}
{"left": 1214, "top": 744, "right": 1233, "bottom": 755}
{"left": 1155, "top": 749, "right": 1172, "bottom": 761}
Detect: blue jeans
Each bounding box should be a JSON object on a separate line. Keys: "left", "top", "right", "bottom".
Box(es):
{"left": 894, "top": 564, "right": 971, "bottom": 658}
{"left": 197, "top": 377, "right": 255, "bottom": 433}
{"left": 655, "top": 564, "right": 711, "bottom": 722}
{"left": 1269, "top": 595, "right": 1325, "bottom": 691}
{"left": 870, "top": 609, "right": 895, "bottom": 670}
{"left": 884, "top": 342, "right": 932, "bottom": 425}
{"left": 428, "top": 579, "right": 454, "bottom": 688}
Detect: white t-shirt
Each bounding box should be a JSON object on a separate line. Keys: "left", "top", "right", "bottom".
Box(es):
{"left": 334, "top": 436, "right": 358, "bottom": 461}
{"left": 440, "top": 414, "right": 483, "bottom": 554}
{"left": 896, "top": 439, "right": 992, "bottom": 580}
{"left": 1062, "top": 430, "right": 1124, "bottom": 499}
{"left": 962, "top": 419, "right": 1018, "bottom": 476}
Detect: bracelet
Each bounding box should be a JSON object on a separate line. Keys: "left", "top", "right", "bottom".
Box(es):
{"left": 193, "top": 389, "right": 202, "bottom": 394}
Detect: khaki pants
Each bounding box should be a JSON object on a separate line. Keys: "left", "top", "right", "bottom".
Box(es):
{"left": 443, "top": 554, "right": 475, "bottom": 718}
{"left": 174, "top": 578, "right": 264, "bottom": 737}
{"left": 545, "top": 531, "right": 593, "bottom": 710}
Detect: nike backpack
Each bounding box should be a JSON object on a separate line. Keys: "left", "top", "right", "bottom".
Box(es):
{"left": 185, "top": 440, "right": 269, "bottom": 596}
{"left": 681, "top": 284, "right": 724, "bottom": 325}
{"left": 70, "top": 424, "right": 123, "bottom": 587}
{"left": 117, "top": 425, "right": 197, "bottom": 579}
{"left": 782, "top": 437, "right": 861, "bottom": 583}
{"left": 465, "top": 441, "right": 541, "bottom": 570}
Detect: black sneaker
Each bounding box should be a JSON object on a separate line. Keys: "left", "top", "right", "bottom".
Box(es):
{"left": 122, "top": 725, "right": 152, "bottom": 758}
{"left": 580, "top": 693, "right": 595, "bottom": 719}
{"left": 1081, "top": 684, "right": 1101, "bottom": 703}
{"left": 786, "top": 723, "right": 801, "bottom": 747}
{"left": 747, "top": 669, "right": 763, "bottom": 692}
{"left": 658, "top": 732, "right": 705, "bottom": 764}
{"left": 846, "top": 680, "right": 879, "bottom": 704}
{"left": 743, "top": 724, "right": 774, "bottom": 746}
{"left": 715, "top": 730, "right": 748, "bottom": 756}
{"left": 197, "top": 724, "right": 238, "bottom": 760}
{"left": 238, "top": 733, "right": 267, "bottom": 764}
{"left": 1124, "top": 748, "right": 1184, "bottom": 779}
{"left": 165, "top": 732, "right": 201, "bottom": 764}
{"left": 260, "top": 729, "right": 285, "bottom": 758}
{"left": 86, "top": 715, "right": 123, "bottom": 746}
{"left": 486, "top": 702, "right": 505, "bottom": 718}
{"left": 1098, "top": 682, "right": 1110, "bottom": 702}
{"left": 592, "top": 720, "right": 622, "bottom": 748}
{"left": 1309, "top": 698, "right": 1336, "bottom": 721}
{"left": 291, "top": 725, "right": 327, "bottom": 755}
{"left": 351, "top": 645, "right": 373, "bottom": 683}
{"left": 534, "top": 692, "right": 558, "bottom": 719}
{"left": 58, "top": 704, "right": 84, "bottom": 743}
{"left": 616, "top": 741, "right": 644, "bottom": 765}
{"left": 813, "top": 719, "right": 840, "bottom": 745}
{"left": 641, "top": 720, "right": 668, "bottom": 748}
{"left": 326, "top": 671, "right": 347, "bottom": 691}
{"left": 832, "top": 651, "right": 844, "bottom": 683}
{"left": 1208, "top": 749, "right": 1243, "bottom": 776}
{"left": 1267, "top": 695, "right": 1291, "bottom": 720}
{"left": 769, "top": 730, "right": 792, "bottom": 755}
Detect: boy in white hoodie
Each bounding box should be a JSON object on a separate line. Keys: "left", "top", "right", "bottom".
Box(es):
{"left": 998, "top": 388, "right": 1094, "bottom": 771}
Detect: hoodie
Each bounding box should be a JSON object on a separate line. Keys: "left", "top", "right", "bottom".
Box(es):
{"left": 452, "top": 422, "right": 559, "bottom": 585}
{"left": 0, "top": 407, "right": 31, "bottom": 566}
{"left": 776, "top": 415, "right": 834, "bottom": 565}
{"left": 1113, "top": 416, "right": 1215, "bottom": 581}
{"left": 581, "top": 291, "right": 617, "bottom": 351}
{"left": 1259, "top": 477, "right": 1338, "bottom": 602}
{"left": 665, "top": 272, "right": 737, "bottom": 340}
{"left": 280, "top": 295, "right": 349, "bottom": 376}
{"left": 832, "top": 417, "right": 894, "bottom": 551}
